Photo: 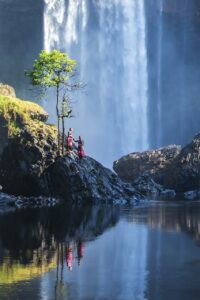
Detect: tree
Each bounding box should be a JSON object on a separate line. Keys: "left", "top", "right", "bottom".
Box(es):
{"left": 61, "top": 95, "right": 73, "bottom": 155}
{"left": 25, "top": 49, "right": 79, "bottom": 154}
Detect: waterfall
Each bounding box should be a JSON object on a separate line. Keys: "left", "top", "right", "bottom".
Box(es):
{"left": 156, "top": 0, "right": 163, "bottom": 147}
{"left": 44, "top": 0, "right": 65, "bottom": 51}
{"left": 43, "top": 0, "right": 149, "bottom": 167}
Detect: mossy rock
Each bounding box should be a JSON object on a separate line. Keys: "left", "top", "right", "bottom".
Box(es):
{"left": 0, "top": 94, "right": 51, "bottom": 138}
{"left": 0, "top": 95, "right": 58, "bottom": 196}
{"left": 0, "top": 83, "right": 16, "bottom": 98}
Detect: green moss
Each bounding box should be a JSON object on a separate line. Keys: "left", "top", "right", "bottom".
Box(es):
{"left": 0, "top": 95, "right": 56, "bottom": 140}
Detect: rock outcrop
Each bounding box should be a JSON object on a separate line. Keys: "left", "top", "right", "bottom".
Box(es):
{"left": 114, "top": 134, "right": 200, "bottom": 194}
{"left": 43, "top": 154, "right": 140, "bottom": 204}
{"left": 163, "top": 133, "right": 200, "bottom": 192}
{"left": 113, "top": 145, "right": 181, "bottom": 183}
{"left": 0, "top": 116, "right": 8, "bottom": 155}
{"left": 0, "top": 83, "right": 16, "bottom": 98}
{"left": 0, "top": 94, "right": 141, "bottom": 204}
{"left": 133, "top": 174, "right": 176, "bottom": 199}
{"left": 0, "top": 94, "right": 57, "bottom": 196}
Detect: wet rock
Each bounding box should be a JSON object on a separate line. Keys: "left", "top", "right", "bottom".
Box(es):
{"left": 0, "top": 191, "right": 60, "bottom": 214}
{"left": 133, "top": 174, "right": 164, "bottom": 197}
{"left": 160, "top": 189, "right": 176, "bottom": 199}
{"left": 133, "top": 174, "right": 176, "bottom": 199}
{"left": 184, "top": 190, "right": 200, "bottom": 200}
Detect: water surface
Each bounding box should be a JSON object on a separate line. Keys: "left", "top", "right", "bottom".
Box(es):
{"left": 0, "top": 201, "right": 200, "bottom": 300}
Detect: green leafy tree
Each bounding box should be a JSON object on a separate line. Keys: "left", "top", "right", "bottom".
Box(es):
{"left": 25, "top": 49, "right": 79, "bottom": 153}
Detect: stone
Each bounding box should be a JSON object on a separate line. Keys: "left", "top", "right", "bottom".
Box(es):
{"left": 163, "top": 133, "right": 200, "bottom": 192}
{"left": 42, "top": 155, "right": 141, "bottom": 204}
{"left": 113, "top": 145, "right": 181, "bottom": 184}
{"left": 0, "top": 82, "right": 16, "bottom": 98}
{"left": 184, "top": 190, "right": 200, "bottom": 200}
{"left": 0, "top": 116, "right": 8, "bottom": 155}
{"left": 114, "top": 133, "right": 200, "bottom": 193}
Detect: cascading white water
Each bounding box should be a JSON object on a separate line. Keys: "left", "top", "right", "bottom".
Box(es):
{"left": 43, "top": 0, "right": 149, "bottom": 167}
{"left": 156, "top": 0, "right": 163, "bottom": 147}
{"left": 44, "top": 0, "right": 65, "bottom": 51}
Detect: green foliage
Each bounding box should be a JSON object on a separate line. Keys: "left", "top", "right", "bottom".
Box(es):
{"left": 0, "top": 254, "right": 57, "bottom": 284}
{"left": 25, "top": 50, "right": 76, "bottom": 88}
{"left": 0, "top": 95, "right": 56, "bottom": 140}
{"left": 25, "top": 50, "right": 80, "bottom": 154}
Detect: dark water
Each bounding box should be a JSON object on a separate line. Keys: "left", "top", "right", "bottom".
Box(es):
{"left": 0, "top": 201, "right": 200, "bottom": 300}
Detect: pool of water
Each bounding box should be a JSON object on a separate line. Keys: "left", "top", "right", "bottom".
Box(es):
{"left": 0, "top": 201, "right": 200, "bottom": 300}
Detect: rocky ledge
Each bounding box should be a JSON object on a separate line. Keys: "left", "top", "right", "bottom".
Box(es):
{"left": 0, "top": 90, "right": 141, "bottom": 207}
{"left": 114, "top": 134, "right": 200, "bottom": 198}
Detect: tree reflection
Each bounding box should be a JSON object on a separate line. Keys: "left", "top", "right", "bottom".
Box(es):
{"left": 127, "top": 203, "right": 200, "bottom": 245}
{"left": 0, "top": 204, "right": 119, "bottom": 284}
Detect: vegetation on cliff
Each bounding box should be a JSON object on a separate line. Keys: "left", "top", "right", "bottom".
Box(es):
{"left": 0, "top": 94, "right": 56, "bottom": 141}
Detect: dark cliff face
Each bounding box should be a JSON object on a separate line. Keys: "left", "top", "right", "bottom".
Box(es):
{"left": 0, "top": 0, "right": 43, "bottom": 98}
{"left": 0, "top": 117, "right": 8, "bottom": 155}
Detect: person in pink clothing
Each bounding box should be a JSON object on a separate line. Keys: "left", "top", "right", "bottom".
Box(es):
{"left": 66, "top": 128, "right": 73, "bottom": 153}
{"left": 66, "top": 245, "right": 73, "bottom": 271}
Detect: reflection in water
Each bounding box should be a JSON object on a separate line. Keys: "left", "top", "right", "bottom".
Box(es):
{"left": 1, "top": 202, "right": 200, "bottom": 299}
{"left": 0, "top": 204, "right": 119, "bottom": 281}
{"left": 127, "top": 202, "right": 200, "bottom": 244}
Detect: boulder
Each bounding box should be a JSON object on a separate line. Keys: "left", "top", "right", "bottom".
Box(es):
{"left": 133, "top": 174, "right": 176, "bottom": 199}
{"left": 183, "top": 190, "right": 200, "bottom": 200}
{"left": 113, "top": 145, "right": 181, "bottom": 183}
{"left": 114, "top": 133, "right": 200, "bottom": 194}
{"left": 43, "top": 154, "right": 141, "bottom": 204}
{"left": 0, "top": 82, "right": 16, "bottom": 98}
{"left": 163, "top": 133, "right": 200, "bottom": 192}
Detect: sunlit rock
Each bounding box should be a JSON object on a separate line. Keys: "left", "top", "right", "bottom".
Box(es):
{"left": 0, "top": 96, "right": 141, "bottom": 204}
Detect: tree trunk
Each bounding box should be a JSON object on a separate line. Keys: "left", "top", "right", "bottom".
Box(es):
{"left": 56, "top": 84, "right": 60, "bottom": 154}
{"left": 61, "top": 116, "right": 65, "bottom": 155}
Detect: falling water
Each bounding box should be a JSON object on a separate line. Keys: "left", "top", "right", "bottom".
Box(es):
{"left": 44, "top": 0, "right": 65, "bottom": 51}
{"left": 43, "top": 0, "right": 149, "bottom": 167}
{"left": 156, "top": 0, "right": 163, "bottom": 147}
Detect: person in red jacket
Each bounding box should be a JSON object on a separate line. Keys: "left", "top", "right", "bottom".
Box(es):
{"left": 77, "top": 240, "right": 84, "bottom": 265}
{"left": 74, "top": 136, "right": 85, "bottom": 159}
